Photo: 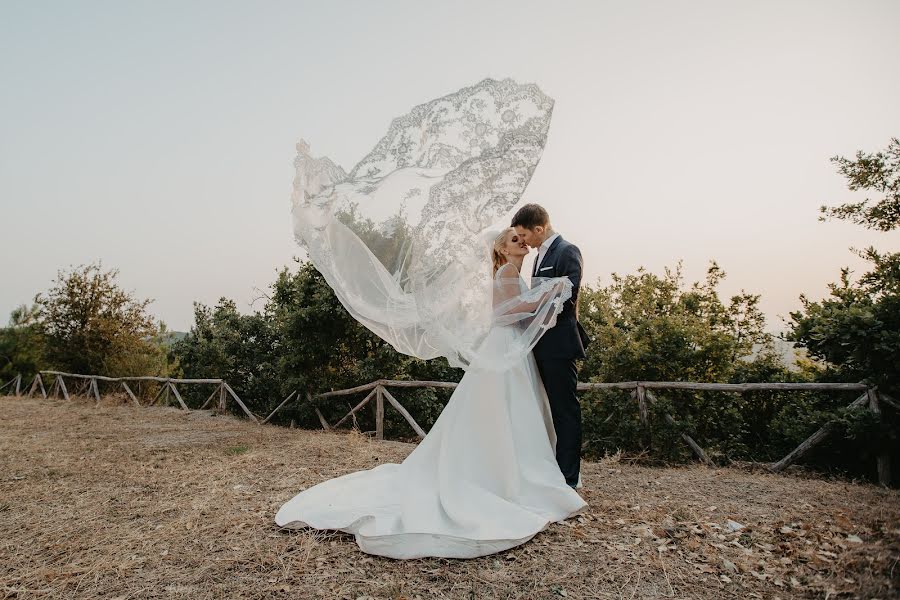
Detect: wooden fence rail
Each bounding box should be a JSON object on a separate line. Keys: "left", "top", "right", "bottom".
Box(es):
{"left": 12, "top": 371, "right": 259, "bottom": 422}
{"left": 3, "top": 373, "right": 894, "bottom": 485}
{"left": 0, "top": 374, "right": 22, "bottom": 397}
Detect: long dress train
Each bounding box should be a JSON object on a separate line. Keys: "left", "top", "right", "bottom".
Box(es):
{"left": 275, "top": 269, "right": 587, "bottom": 559}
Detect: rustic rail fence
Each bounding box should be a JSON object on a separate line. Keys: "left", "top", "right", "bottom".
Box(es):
{"left": 3, "top": 372, "right": 896, "bottom": 485}
{"left": 4, "top": 371, "right": 259, "bottom": 423}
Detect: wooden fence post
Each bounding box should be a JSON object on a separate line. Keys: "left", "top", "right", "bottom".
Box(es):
{"left": 58, "top": 376, "right": 70, "bottom": 401}
{"left": 381, "top": 386, "right": 427, "bottom": 440}
{"left": 149, "top": 382, "right": 167, "bottom": 406}
{"left": 309, "top": 389, "right": 332, "bottom": 430}
{"left": 221, "top": 382, "right": 259, "bottom": 424}
{"left": 644, "top": 389, "right": 712, "bottom": 466}
{"left": 331, "top": 388, "right": 377, "bottom": 429}
{"left": 635, "top": 384, "right": 651, "bottom": 450}
{"left": 168, "top": 382, "right": 189, "bottom": 411}
{"left": 1, "top": 375, "right": 23, "bottom": 396}
{"left": 314, "top": 408, "right": 331, "bottom": 430}
{"left": 769, "top": 390, "right": 870, "bottom": 473}
{"left": 121, "top": 381, "right": 140, "bottom": 406}
{"left": 199, "top": 383, "right": 221, "bottom": 410}
{"left": 262, "top": 390, "right": 298, "bottom": 424}
{"left": 375, "top": 385, "right": 385, "bottom": 440}
{"left": 868, "top": 388, "right": 891, "bottom": 487}
{"left": 315, "top": 401, "right": 332, "bottom": 430}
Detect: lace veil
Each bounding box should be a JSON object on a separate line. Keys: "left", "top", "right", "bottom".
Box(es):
{"left": 291, "top": 78, "right": 572, "bottom": 371}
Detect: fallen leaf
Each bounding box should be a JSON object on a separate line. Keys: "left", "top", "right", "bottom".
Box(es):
{"left": 725, "top": 520, "right": 746, "bottom": 532}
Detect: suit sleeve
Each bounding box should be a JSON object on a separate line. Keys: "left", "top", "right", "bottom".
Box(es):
{"left": 560, "top": 244, "right": 583, "bottom": 309}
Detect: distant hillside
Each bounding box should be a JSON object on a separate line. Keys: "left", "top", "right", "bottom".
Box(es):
{"left": 157, "top": 330, "right": 189, "bottom": 346}
{"left": 745, "top": 337, "right": 809, "bottom": 371}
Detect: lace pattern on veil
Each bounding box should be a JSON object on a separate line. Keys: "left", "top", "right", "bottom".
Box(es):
{"left": 291, "top": 78, "right": 573, "bottom": 371}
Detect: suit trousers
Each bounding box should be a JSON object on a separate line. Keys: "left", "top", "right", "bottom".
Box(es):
{"left": 536, "top": 358, "right": 581, "bottom": 486}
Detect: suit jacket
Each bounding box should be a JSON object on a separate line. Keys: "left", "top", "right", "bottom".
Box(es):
{"left": 531, "top": 235, "right": 587, "bottom": 361}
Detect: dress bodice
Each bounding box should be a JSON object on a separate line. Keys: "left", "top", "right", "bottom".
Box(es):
{"left": 493, "top": 263, "right": 527, "bottom": 306}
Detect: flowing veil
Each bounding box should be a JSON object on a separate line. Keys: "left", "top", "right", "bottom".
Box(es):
{"left": 291, "top": 78, "right": 571, "bottom": 371}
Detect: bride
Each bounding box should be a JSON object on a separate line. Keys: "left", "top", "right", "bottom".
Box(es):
{"left": 275, "top": 228, "right": 586, "bottom": 559}
{"left": 275, "top": 78, "right": 585, "bottom": 559}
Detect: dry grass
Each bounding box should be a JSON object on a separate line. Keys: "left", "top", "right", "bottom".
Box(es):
{"left": 0, "top": 395, "right": 897, "bottom": 599}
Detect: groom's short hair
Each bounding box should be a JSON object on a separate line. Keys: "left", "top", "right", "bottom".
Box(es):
{"left": 511, "top": 204, "right": 550, "bottom": 229}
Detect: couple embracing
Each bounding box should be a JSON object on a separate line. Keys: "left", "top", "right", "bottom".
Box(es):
{"left": 276, "top": 203, "right": 590, "bottom": 560}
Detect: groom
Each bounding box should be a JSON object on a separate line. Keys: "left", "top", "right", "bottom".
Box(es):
{"left": 512, "top": 204, "right": 587, "bottom": 489}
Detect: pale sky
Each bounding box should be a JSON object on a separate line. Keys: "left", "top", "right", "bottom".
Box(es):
{"left": 1, "top": 1, "right": 898, "bottom": 333}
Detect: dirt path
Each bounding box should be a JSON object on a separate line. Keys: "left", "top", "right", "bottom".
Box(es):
{"left": 1, "top": 396, "right": 897, "bottom": 599}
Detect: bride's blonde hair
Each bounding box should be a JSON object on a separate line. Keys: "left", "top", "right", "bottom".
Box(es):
{"left": 491, "top": 228, "right": 515, "bottom": 275}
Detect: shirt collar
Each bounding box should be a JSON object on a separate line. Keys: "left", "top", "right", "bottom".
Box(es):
{"left": 540, "top": 233, "right": 560, "bottom": 251}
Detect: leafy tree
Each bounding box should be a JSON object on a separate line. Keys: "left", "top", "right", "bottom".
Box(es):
{"left": 791, "top": 136, "right": 899, "bottom": 393}
{"left": 33, "top": 262, "right": 167, "bottom": 377}
{"left": 787, "top": 254, "right": 900, "bottom": 392}
{"left": 172, "top": 259, "right": 463, "bottom": 432}
{"left": 578, "top": 260, "right": 771, "bottom": 384}
{"left": 0, "top": 304, "right": 46, "bottom": 383}
{"left": 786, "top": 139, "right": 900, "bottom": 483}
{"left": 170, "top": 297, "right": 281, "bottom": 410}
{"left": 263, "top": 260, "right": 460, "bottom": 432}
{"left": 576, "top": 260, "right": 788, "bottom": 462}
{"left": 819, "top": 137, "right": 900, "bottom": 231}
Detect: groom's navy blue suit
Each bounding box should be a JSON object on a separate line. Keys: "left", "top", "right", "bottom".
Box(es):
{"left": 532, "top": 235, "right": 586, "bottom": 487}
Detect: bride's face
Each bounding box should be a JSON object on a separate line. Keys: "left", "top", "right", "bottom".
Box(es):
{"left": 502, "top": 230, "right": 530, "bottom": 258}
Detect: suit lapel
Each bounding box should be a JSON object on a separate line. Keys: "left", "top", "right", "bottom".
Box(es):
{"left": 533, "top": 235, "right": 564, "bottom": 277}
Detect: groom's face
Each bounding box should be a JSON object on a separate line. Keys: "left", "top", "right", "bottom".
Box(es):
{"left": 514, "top": 225, "right": 544, "bottom": 248}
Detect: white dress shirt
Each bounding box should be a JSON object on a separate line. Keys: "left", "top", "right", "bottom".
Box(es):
{"left": 535, "top": 232, "right": 560, "bottom": 274}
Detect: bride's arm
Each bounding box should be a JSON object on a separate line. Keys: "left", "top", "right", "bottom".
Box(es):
{"left": 493, "top": 264, "right": 569, "bottom": 316}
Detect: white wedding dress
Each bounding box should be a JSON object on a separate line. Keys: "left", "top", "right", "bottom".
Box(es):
{"left": 275, "top": 264, "right": 587, "bottom": 559}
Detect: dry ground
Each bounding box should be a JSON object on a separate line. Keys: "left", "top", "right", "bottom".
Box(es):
{"left": 0, "top": 395, "right": 897, "bottom": 599}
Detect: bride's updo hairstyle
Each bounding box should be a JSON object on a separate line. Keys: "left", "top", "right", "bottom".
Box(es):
{"left": 491, "top": 227, "right": 515, "bottom": 275}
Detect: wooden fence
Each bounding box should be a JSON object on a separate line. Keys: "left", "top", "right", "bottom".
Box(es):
{"left": 3, "top": 372, "right": 896, "bottom": 486}
{"left": 3, "top": 371, "right": 259, "bottom": 423}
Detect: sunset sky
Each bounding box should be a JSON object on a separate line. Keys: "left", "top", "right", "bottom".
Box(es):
{"left": 2, "top": 1, "right": 898, "bottom": 333}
